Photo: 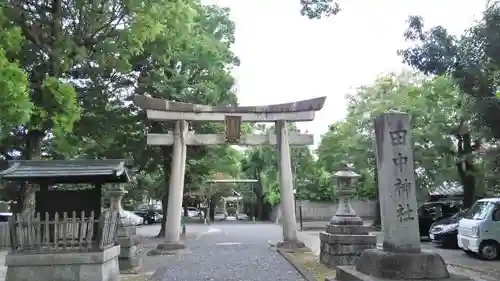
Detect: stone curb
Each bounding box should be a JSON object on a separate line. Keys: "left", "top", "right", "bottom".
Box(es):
{"left": 277, "top": 248, "right": 318, "bottom": 281}
{"left": 447, "top": 262, "right": 497, "bottom": 277}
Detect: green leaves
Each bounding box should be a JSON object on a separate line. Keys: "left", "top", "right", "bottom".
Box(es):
{"left": 0, "top": 49, "right": 31, "bottom": 137}
{"left": 0, "top": 11, "right": 32, "bottom": 138}
{"left": 400, "top": 6, "right": 500, "bottom": 196}
{"left": 299, "top": 0, "right": 341, "bottom": 19}
{"left": 318, "top": 72, "right": 462, "bottom": 197}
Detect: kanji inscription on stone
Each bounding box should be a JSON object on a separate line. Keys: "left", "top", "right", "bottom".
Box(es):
{"left": 374, "top": 112, "right": 420, "bottom": 252}
{"left": 396, "top": 203, "right": 415, "bottom": 222}
{"left": 389, "top": 128, "right": 407, "bottom": 146}
{"left": 394, "top": 178, "right": 411, "bottom": 198}
{"left": 392, "top": 153, "right": 408, "bottom": 173}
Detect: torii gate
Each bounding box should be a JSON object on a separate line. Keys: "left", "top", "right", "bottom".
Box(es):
{"left": 135, "top": 95, "right": 326, "bottom": 249}
{"left": 205, "top": 178, "right": 258, "bottom": 222}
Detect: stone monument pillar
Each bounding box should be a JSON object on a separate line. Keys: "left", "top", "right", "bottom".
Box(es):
{"left": 334, "top": 112, "right": 455, "bottom": 281}
{"left": 275, "top": 120, "right": 305, "bottom": 249}
{"left": 161, "top": 120, "right": 188, "bottom": 250}
{"left": 319, "top": 163, "right": 376, "bottom": 267}
{"left": 108, "top": 185, "right": 142, "bottom": 273}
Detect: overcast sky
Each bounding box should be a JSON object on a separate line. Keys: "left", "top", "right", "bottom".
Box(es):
{"left": 205, "top": 0, "right": 485, "bottom": 147}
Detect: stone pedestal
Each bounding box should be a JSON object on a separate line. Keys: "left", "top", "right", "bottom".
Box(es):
{"left": 5, "top": 246, "right": 120, "bottom": 281}
{"left": 333, "top": 265, "right": 486, "bottom": 281}
{"left": 116, "top": 226, "right": 142, "bottom": 272}
{"left": 320, "top": 224, "right": 376, "bottom": 267}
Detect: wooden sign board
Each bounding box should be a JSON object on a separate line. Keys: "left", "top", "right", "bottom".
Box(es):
{"left": 225, "top": 116, "right": 241, "bottom": 144}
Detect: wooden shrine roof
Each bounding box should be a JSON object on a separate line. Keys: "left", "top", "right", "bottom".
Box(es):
{"left": 0, "top": 159, "right": 131, "bottom": 184}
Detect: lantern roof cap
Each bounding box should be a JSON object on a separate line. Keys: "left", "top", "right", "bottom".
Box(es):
{"left": 333, "top": 161, "right": 360, "bottom": 178}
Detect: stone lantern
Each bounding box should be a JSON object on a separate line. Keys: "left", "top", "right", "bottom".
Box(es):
{"left": 330, "top": 162, "right": 362, "bottom": 226}
{"left": 319, "top": 162, "right": 376, "bottom": 267}
{"left": 107, "top": 184, "right": 142, "bottom": 273}
{"left": 107, "top": 184, "right": 127, "bottom": 219}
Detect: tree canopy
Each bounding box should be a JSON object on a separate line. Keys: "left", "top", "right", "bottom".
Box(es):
{"left": 399, "top": 3, "right": 500, "bottom": 206}
{"left": 2, "top": 0, "right": 500, "bottom": 228}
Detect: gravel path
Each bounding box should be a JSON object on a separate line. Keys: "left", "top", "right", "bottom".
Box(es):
{"left": 149, "top": 223, "right": 305, "bottom": 281}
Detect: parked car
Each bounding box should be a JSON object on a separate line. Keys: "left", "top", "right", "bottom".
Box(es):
{"left": 121, "top": 210, "right": 144, "bottom": 226}
{"left": 418, "top": 202, "right": 462, "bottom": 237}
{"left": 458, "top": 197, "right": 500, "bottom": 260}
{"left": 0, "top": 212, "right": 12, "bottom": 222}
{"left": 134, "top": 210, "right": 162, "bottom": 224}
{"left": 184, "top": 207, "right": 203, "bottom": 218}
{"left": 429, "top": 209, "right": 468, "bottom": 248}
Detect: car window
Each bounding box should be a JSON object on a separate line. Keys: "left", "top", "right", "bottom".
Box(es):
{"left": 0, "top": 215, "right": 10, "bottom": 222}
{"left": 418, "top": 205, "right": 434, "bottom": 217}
{"left": 492, "top": 208, "right": 500, "bottom": 221}
{"left": 464, "top": 201, "right": 499, "bottom": 220}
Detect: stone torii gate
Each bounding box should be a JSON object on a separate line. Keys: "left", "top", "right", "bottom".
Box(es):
{"left": 205, "top": 178, "right": 258, "bottom": 222}
{"left": 135, "top": 95, "right": 326, "bottom": 249}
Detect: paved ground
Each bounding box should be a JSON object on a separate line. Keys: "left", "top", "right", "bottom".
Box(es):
{"left": 142, "top": 222, "right": 305, "bottom": 281}
{"left": 140, "top": 220, "right": 500, "bottom": 280}
{"left": 1, "top": 219, "right": 498, "bottom": 280}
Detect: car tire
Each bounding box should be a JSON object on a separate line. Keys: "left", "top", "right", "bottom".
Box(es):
{"left": 478, "top": 241, "right": 499, "bottom": 260}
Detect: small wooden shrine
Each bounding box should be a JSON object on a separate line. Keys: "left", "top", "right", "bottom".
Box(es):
{"left": 0, "top": 159, "right": 130, "bottom": 281}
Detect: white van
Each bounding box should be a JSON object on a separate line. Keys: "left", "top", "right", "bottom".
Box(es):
{"left": 457, "top": 197, "right": 500, "bottom": 260}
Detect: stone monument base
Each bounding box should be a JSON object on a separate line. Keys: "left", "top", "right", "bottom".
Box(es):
{"left": 320, "top": 224, "right": 376, "bottom": 267}
{"left": 355, "top": 248, "right": 449, "bottom": 279}
{"left": 156, "top": 242, "right": 186, "bottom": 251}
{"left": 5, "top": 246, "right": 120, "bottom": 281}
{"left": 332, "top": 265, "right": 488, "bottom": 281}
{"left": 276, "top": 240, "right": 306, "bottom": 250}
{"left": 320, "top": 232, "right": 376, "bottom": 267}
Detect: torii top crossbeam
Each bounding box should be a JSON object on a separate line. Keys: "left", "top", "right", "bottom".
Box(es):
{"left": 134, "top": 95, "right": 327, "bottom": 122}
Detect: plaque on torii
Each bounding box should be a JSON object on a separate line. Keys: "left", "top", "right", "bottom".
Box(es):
{"left": 224, "top": 116, "right": 241, "bottom": 144}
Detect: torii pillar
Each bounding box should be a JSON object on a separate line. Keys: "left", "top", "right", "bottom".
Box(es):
{"left": 135, "top": 95, "right": 326, "bottom": 250}
{"left": 275, "top": 120, "right": 301, "bottom": 246}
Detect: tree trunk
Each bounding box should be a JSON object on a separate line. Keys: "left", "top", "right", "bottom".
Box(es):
{"left": 456, "top": 122, "right": 476, "bottom": 209}
{"left": 157, "top": 195, "right": 168, "bottom": 238}
{"left": 157, "top": 146, "right": 171, "bottom": 238}
{"left": 255, "top": 172, "right": 263, "bottom": 220}
{"left": 457, "top": 138, "right": 476, "bottom": 208}
{"left": 21, "top": 131, "right": 43, "bottom": 215}
{"left": 209, "top": 196, "right": 215, "bottom": 221}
